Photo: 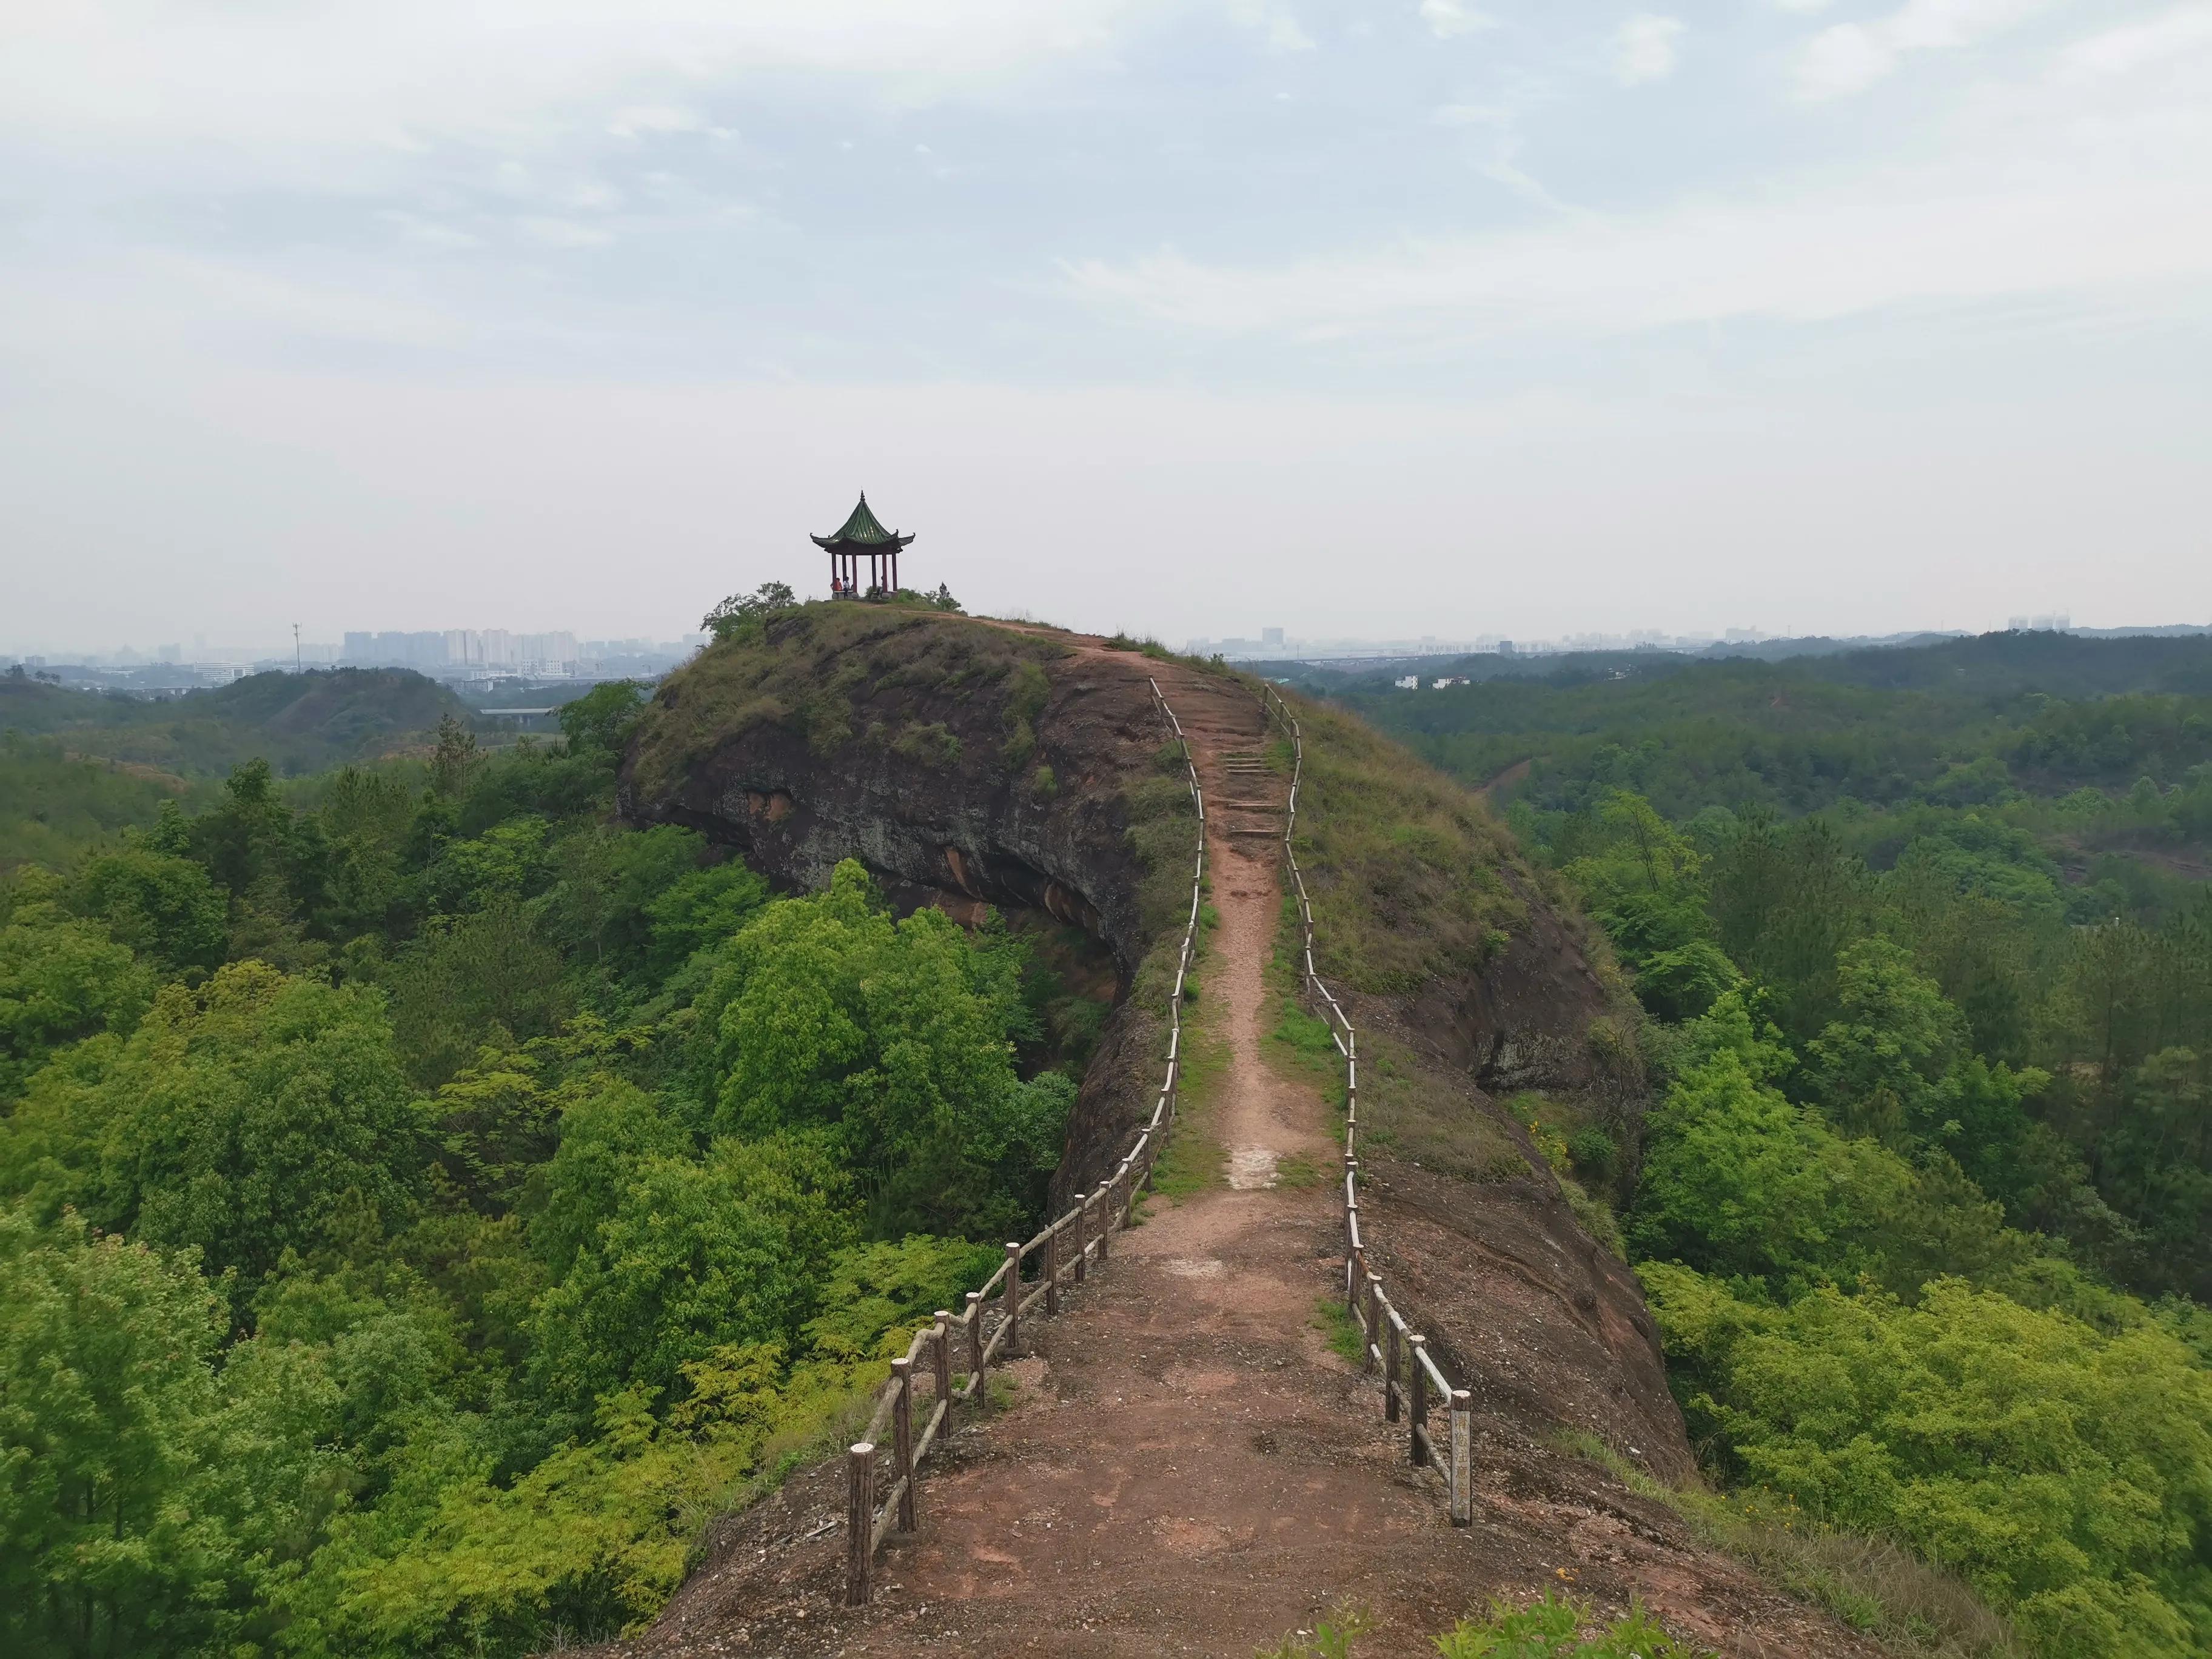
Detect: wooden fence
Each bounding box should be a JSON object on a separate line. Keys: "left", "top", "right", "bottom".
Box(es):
{"left": 1257, "top": 682, "right": 1476, "bottom": 1527}
{"left": 840, "top": 677, "right": 1207, "bottom": 1605}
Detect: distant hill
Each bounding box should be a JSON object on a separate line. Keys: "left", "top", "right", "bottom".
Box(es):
{"left": 0, "top": 667, "right": 473, "bottom": 779}
{"left": 1294, "top": 629, "right": 2212, "bottom": 706}
{"left": 1299, "top": 629, "right": 2212, "bottom": 850}
{"left": 1787, "top": 629, "right": 2212, "bottom": 699}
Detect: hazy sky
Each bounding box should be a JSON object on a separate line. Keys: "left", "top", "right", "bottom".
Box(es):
{"left": 4, "top": 0, "right": 2209, "bottom": 652}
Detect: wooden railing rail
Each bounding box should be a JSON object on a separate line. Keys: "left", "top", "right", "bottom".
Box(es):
{"left": 842, "top": 677, "right": 1207, "bottom": 1605}
{"left": 1256, "top": 682, "right": 1475, "bottom": 1527}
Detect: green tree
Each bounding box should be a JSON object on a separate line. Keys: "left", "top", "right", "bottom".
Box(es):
{"left": 1641, "top": 1266, "right": 2212, "bottom": 1657}
{"left": 523, "top": 1076, "right": 690, "bottom": 1281}
{"left": 383, "top": 899, "right": 571, "bottom": 1087}
{"left": 1, "top": 962, "right": 426, "bottom": 1306}
{"left": 700, "top": 582, "right": 796, "bottom": 643}
{"left": 0, "top": 900, "right": 152, "bottom": 1099}
{"left": 1557, "top": 789, "right": 1711, "bottom": 985}
{"left": 527, "top": 1132, "right": 853, "bottom": 1413}
{"left": 70, "top": 846, "right": 228, "bottom": 974}
{"left": 640, "top": 859, "right": 768, "bottom": 982}
{"left": 556, "top": 682, "right": 645, "bottom": 760}
{"left": 0, "top": 1207, "right": 341, "bottom": 1658}
{"left": 1801, "top": 937, "right": 1969, "bottom": 1144}
{"left": 692, "top": 861, "right": 1071, "bottom": 1236}
{"left": 427, "top": 714, "right": 482, "bottom": 801}
{"left": 1627, "top": 1040, "right": 1905, "bottom": 1291}
{"left": 1709, "top": 814, "right": 1869, "bottom": 1040}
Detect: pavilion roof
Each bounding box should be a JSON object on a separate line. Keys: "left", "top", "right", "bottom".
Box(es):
{"left": 811, "top": 492, "right": 912, "bottom": 549}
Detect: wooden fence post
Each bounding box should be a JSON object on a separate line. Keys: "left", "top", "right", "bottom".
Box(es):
{"left": 1095, "top": 1183, "right": 1112, "bottom": 1261}
{"left": 1407, "top": 1335, "right": 1429, "bottom": 1467}
{"left": 845, "top": 1443, "right": 874, "bottom": 1606}
{"left": 1002, "top": 1241, "right": 1021, "bottom": 1355}
{"left": 1362, "top": 1274, "right": 1381, "bottom": 1373}
{"left": 1384, "top": 1318, "right": 1401, "bottom": 1423}
{"left": 1450, "top": 1388, "right": 1473, "bottom": 1527}
{"left": 891, "top": 1358, "right": 917, "bottom": 1533}
{"left": 1072, "top": 1196, "right": 1087, "bottom": 1284}
{"left": 1044, "top": 1222, "right": 1059, "bottom": 1316}
{"left": 965, "top": 1292, "right": 985, "bottom": 1402}
{"left": 932, "top": 1310, "right": 953, "bottom": 1412}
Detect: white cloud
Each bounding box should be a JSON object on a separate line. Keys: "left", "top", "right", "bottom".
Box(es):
{"left": 1610, "top": 13, "right": 1685, "bottom": 85}
{"left": 1420, "top": 0, "right": 1495, "bottom": 40}
{"left": 1069, "top": 29, "right": 2212, "bottom": 346}
{"left": 0, "top": 0, "right": 1177, "bottom": 159}
{"left": 1795, "top": 0, "right": 2051, "bottom": 99}
{"left": 2056, "top": 2, "right": 2212, "bottom": 77}
{"left": 606, "top": 106, "right": 707, "bottom": 139}
{"left": 1227, "top": 0, "right": 1317, "bottom": 52}
{"left": 517, "top": 216, "right": 614, "bottom": 249}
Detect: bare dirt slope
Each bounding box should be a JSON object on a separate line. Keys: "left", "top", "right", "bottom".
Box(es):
{"left": 602, "top": 662, "right": 1882, "bottom": 1659}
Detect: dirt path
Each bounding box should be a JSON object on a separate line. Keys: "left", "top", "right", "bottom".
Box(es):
{"left": 632, "top": 675, "right": 1501, "bottom": 1656}
{"left": 614, "top": 655, "right": 1886, "bottom": 1659}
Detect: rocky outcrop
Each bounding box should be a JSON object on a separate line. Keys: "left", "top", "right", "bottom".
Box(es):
{"left": 620, "top": 612, "right": 1196, "bottom": 1193}
{"left": 623, "top": 662, "right": 1160, "bottom": 971}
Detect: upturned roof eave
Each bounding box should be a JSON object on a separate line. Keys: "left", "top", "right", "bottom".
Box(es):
{"left": 811, "top": 530, "right": 914, "bottom": 550}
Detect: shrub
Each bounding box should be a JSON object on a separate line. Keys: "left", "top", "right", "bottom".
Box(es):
{"left": 1640, "top": 1265, "right": 2212, "bottom": 1655}
{"left": 1434, "top": 1591, "right": 1714, "bottom": 1657}
{"left": 891, "top": 722, "right": 960, "bottom": 767}
{"left": 1567, "top": 1127, "right": 1618, "bottom": 1180}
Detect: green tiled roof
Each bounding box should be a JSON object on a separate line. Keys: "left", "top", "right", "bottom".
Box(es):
{"left": 813, "top": 492, "right": 908, "bottom": 548}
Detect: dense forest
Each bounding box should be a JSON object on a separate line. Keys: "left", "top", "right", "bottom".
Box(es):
{"left": 0, "top": 667, "right": 1101, "bottom": 1655}
{"left": 13, "top": 628, "right": 2212, "bottom": 1655}
{"left": 0, "top": 666, "right": 492, "bottom": 873}
{"left": 1312, "top": 633, "right": 2212, "bottom": 1654}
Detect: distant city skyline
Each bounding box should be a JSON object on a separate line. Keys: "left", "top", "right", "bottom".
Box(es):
{"left": 5, "top": 624, "right": 703, "bottom": 679}
{"left": 16, "top": 609, "right": 2211, "bottom": 679}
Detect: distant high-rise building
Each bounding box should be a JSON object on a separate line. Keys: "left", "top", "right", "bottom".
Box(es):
{"left": 518, "top": 631, "right": 578, "bottom": 671}
{"left": 1261, "top": 626, "right": 1284, "bottom": 647}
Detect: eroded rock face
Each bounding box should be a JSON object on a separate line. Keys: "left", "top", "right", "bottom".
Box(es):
{"left": 625, "top": 717, "right": 1137, "bottom": 968}
{"left": 620, "top": 623, "right": 1190, "bottom": 1196}
{"left": 623, "top": 646, "right": 1167, "bottom": 973}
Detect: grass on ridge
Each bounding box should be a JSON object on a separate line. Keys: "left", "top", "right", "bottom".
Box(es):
{"left": 1550, "top": 1430, "right": 2021, "bottom": 1659}
{"left": 1139, "top": 860, "right": 1228, "bottom": 1205}
{"left": 1239, "top": 677, "right": 1532, "bottom": 997}
{"left": 1311, "top": 1295, "right": 1365, "bottom": 1366}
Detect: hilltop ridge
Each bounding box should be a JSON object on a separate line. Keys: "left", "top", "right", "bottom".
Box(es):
{"left": 610, "top": 605, "right": 1893, "bottom": 1655}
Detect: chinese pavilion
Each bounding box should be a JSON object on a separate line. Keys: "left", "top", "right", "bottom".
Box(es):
{"left": 813, "top": 492, "right": 914, "bottom": 598}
